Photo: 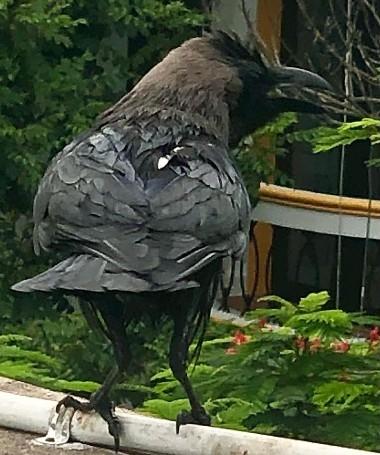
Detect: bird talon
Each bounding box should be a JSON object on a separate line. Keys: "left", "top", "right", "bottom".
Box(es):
{"left": 56, "top": 395, "right": 89, "bottom": 413}
{"left": 176, "top": 407, "right": 211, "bottom": 434}
{"left": 108, "top": 417, "right": 121, "bottom": 453}
{"left": 55, "top": 395, "right": 121, "bottom": 451}
{"left": 97, "top": 399, "right": 121, "bottom": 453}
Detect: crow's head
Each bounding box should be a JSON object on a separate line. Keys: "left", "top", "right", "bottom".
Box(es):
{"left": 209, "top": 32, "right": 331, "bottom": 146}
{"left": 123, "top": 31, "right": 331, "bottom": 146}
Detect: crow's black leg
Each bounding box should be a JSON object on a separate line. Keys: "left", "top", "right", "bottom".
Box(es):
{"left": 57, "top": 299, "right": 130, "bottom": 452}
{"left": 56, "top": 365, "right": 121, "bottom": 449}
{"left": 169, "top": 297, "right": 212, "bottom": 434}
{"left": 57, "top": 365, "right": 119, "bottom": 411}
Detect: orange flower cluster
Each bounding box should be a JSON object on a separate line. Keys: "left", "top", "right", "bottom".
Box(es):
{"left": 369, "top": 327, "right": 380, "bottom": 344}
{"left": 224, "top": 326, "right": 380, "bottom": 357}
{"left": 225, "top": 330, "right": 249, "bottom": 355}
{"left": 295, "top": 336, "right": 322, "bottom": 353}
{"left": 295, "top": 336, "right": 353, "bottom": 354}
{"left": 330, "top": 340, "right": 350, "bottom": 353}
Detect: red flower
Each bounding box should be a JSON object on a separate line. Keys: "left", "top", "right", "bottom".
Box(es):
{"left": 295, "top": 336, "right": 306, "bottom": 351}
{"left": 330, "top": 340, "right": 350, "bottom": 353}
{"left": 232, "top": 330, "right": 248, "bottom": 345}
{"left": 369, "top": 326, "right": 380, "bottom": 343}
{"left": 258, "top": 318, "right": 267, "bottom": 329}
{"left": 309, "top": 337, "right": 322, "bottom": 353}
{"left": 225, "top": 346, "right": 237, "bottom": 355}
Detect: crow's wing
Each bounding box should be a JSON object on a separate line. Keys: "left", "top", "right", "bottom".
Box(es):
{"left": 13, "top": 124, "right": 250, "bottom": 293}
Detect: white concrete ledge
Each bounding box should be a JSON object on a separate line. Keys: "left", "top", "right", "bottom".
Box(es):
{"left": 0, "top": 390, "right": 377, "bottom": 455}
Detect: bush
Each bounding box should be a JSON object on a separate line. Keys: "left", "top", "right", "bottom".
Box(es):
{"left": 0, "top": 313, "right": 171, "bottom": 405}
{"left": 0, "top": 0, "right": 206, "bottom": 404}
{"left": 287, "top": 117, "right": 380, "bottom": 165}
{"left": 0, "top": 333, "right": 100, "bottom": 394}
{"left": 0, "top": 0, "right": 206, "bottom": 321}
{"left": 235, "top": 112, "right": 296, "bottom": 201}
{"left": 142, "top": 292, "right": 380, "bottom": 452}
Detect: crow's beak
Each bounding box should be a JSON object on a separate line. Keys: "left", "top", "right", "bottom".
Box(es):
{"left": 272, "top": 66, "right": 332, "bottom": 91}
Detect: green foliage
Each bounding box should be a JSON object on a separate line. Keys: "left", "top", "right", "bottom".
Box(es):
{"left": 142, "top": 292, "right": 380, "bottom": 452}
{"left": 3, "top": 5, "right": 380, "bottom": 451}
{"left": 2, "top": 308, "right": 172, "bottom": 405}
{"left": 3, "top": 288, "right": 380, "bottom": 450}
{"left": 235, "top": 112, "right": 297, "bottom": 201}
{"left": 287, "top": 117, "right": 380, "bottom": 166}
{"left": 0, "top": 2, "right": 205, "bottom": 400}
{"left": 0, "top": 0, "right": 205, "bottom": 320}
{"left": 0, "top": 331, "right": 100, "bottom": 393}
{"left": 313, "top": 118, "right": 380, "bottom": 152}
{"left": 0, "top": 0, "right": 205, "bottom": 206}
{"left": 142, "top": 398, "right": 190, "bottom": 420}
{"left": 312, "top": 381, "right": 374, "bottom": 414}
{"left": 0, "top": 310, "right": 175, "bottom": 410}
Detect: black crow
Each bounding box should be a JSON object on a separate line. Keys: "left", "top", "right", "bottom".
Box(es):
{"left": 12, "top": 32, "right": 330, "bottom": 450}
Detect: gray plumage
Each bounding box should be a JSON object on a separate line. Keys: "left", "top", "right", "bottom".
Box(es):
{"left": 11, "top": 31, "right": 330, "bottom": 446}
{"left": 14, "top": 117, "right": 250, "bottom": 293}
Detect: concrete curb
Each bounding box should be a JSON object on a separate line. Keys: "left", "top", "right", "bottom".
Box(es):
{"left": 0, "top": 390, "right": 377, "bottom": 455}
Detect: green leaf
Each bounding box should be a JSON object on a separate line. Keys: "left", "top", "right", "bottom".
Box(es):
{"left": 290, "top": 118, "right": 380, "bottom": 154}
{"left": 286, "top": 309, "right": 352, "bottom": 339}
{"left": 254, "top": 296, "right": 297, "bottom": 323}
{"left": 350, "top": 313, "right": 380, "bottom": 326}
{"left": 313, "top": 381, "right": 375, "bottom": 414}
{"left": 0, "top": 334, "right": 32, "bottom": 344}
{"left": 151, "top": 369, "right": 174, "bottom": 382}
{"left": 298, "top": 292, "right": 330, "bottom": 313}
{"left": 217, "top": 400, "right": 265, "bottom": 427}
{"left": 141, "top": 399, "right": 189, "bottom": 420}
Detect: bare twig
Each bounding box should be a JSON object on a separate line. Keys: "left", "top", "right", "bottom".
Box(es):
{"left": 239, "top": 0, "right": 380, "bottom": 119}
{"left": 294, "top": 0, "right": 380, "bottom": 118}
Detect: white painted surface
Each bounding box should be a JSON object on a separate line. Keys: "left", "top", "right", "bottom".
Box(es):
{"left": 0, "top": 391, "right": 377, "bottom": 455}
{"left": 0, "top": 391, "right": 54, "bottom": 434}
{"left": 253, "top": 200, "right": 379, "bottom": 239}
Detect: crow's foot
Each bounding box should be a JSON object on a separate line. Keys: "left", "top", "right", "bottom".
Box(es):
{"left": 176, "top": 407, "right": 211, "bottom": 434}
{"left": 56, "top": 395, "right": 121, "bottom": 453}
{"left": 56, "top": 395, "right": 91, "bottom": 413}
{"left": 96, "top": 399, "right": 121, "bottom": 453}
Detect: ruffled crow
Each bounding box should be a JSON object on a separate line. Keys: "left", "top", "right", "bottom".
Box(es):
{"left": 12, "top": 32, "right": 330, "bottom": 449}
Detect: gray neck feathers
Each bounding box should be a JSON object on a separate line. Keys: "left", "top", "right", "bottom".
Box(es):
{"left": 99, "top": 38, "right": 242, "bottom": 145}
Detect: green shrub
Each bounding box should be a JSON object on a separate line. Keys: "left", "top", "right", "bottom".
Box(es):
{"left": 235, "top": 112, "right": 296, "bottom": 201}
{"left": 2, "top": 307, "right": 172, "bottom": 405}
{"left": 0, "top": 0, "right": 205, "bottom": 405}
{"left": 0, "top": 0, "right": 206, "bottom": 322}
{"left": 0, "top": 332, "right": 100, "bottom": 393}
{"left": 142, "top": 292, "right": 380, "bottom": 452}
{"left": 287, "top": 116, "right": 380, "bottom": 168}
{"left": 0, "top": 315, "right": 173, "bottom": 408}
{"left": 4, "top": 288, "right": 380, "bottom": 450}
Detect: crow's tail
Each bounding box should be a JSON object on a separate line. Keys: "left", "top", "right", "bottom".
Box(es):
{"left": 188, "top": 259, "right": 223, "bottom": 367}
